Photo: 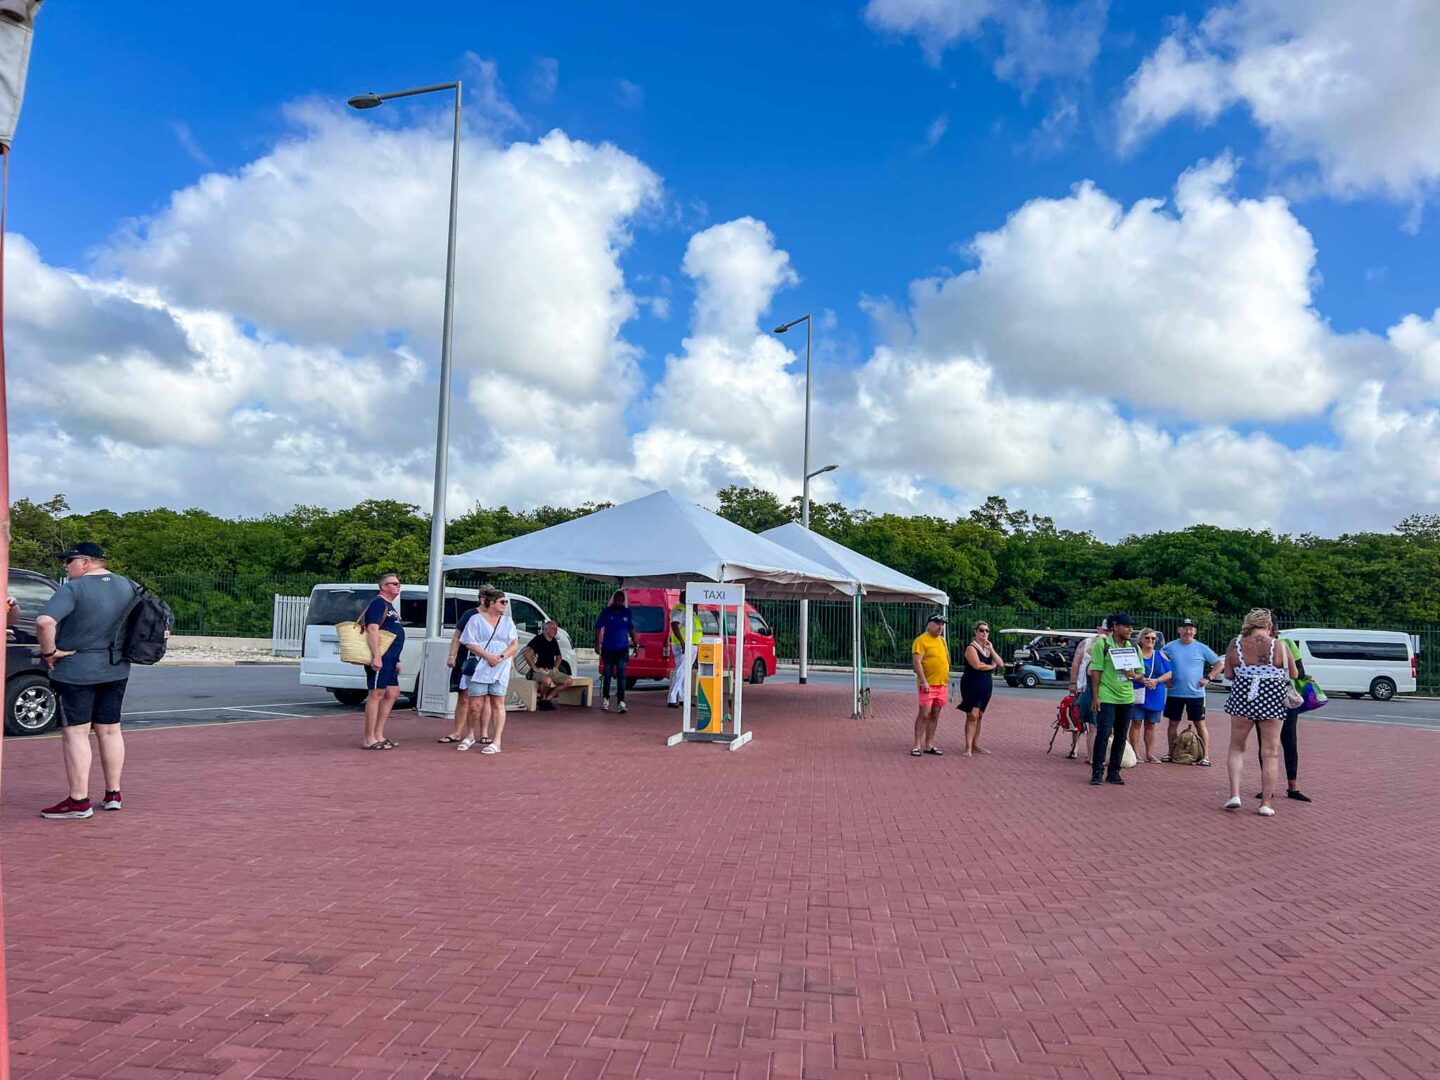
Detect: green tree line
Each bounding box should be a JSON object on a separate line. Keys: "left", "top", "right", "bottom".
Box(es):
{"left": 12, "top": 490, "right": 1440, "bottom": 630}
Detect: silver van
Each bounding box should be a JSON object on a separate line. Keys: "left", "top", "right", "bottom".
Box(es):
{"left": 1283, "top": 628, "right": 1416, "bottom": 701}
{"left": 299, "top": 583, "right": 576, "bottom": 704}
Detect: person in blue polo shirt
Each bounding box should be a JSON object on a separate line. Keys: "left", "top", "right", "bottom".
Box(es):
{"left": 594, "top": 590, "right": 637, "bottom": 714}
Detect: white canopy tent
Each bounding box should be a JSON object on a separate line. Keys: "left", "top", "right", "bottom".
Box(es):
{"left": 440, "top": 491, "right": 858, "bottom": 734}
{"left": 761, "top": 523, "right": 949, "bottom": 717}
{"left": 443, "top": 490, "right": 857, "bottom": 598}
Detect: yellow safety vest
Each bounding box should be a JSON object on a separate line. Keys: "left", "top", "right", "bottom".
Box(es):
{"left": 671, "top": 606, "right": 702, "bottom": 647}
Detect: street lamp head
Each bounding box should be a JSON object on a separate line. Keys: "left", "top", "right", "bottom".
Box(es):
{"left": 817, "top": 464, "right": 838, "bottom": 476}
{"left": 772, "top": 324, "right": 789, "bottom": 334}
{"left": 347, "top": 93, "right": 385, "bottom": 109}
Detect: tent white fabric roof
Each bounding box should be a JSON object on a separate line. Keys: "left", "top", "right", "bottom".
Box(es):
{"left": 760, "top": 523, "right": 949, "bottom": 606}
{"left": 443, "top": 490, "right": 856, "bottom": 600}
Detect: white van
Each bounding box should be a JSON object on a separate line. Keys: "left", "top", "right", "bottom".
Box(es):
{"left": 299, "top": 583, "right": 577, "bottom": 704}
{"left": 1282, "top": 628, "right": 1416, "bottom": 701}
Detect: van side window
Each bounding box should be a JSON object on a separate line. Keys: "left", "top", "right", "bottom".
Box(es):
{"left": 398, "top": 597, "right": 427, "bottom": 627}
{"left": 747, "top": 612, "right": 770, "bottom": 635}
{"left": 509, "top": 599, "right": 543, "bottom": 633}
{"left": 1303, "top": 640, "right": 1409, "bottom": 662}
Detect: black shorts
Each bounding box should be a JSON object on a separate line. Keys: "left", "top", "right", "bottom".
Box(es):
{"left": 1163, "top": 696, "right": 1206, "bottom": 723}
{"left": 57, "top": 679, "right": 128, "bottom": 727}
{"left": 365, "top": 651, "right": 401, "bottom": 691}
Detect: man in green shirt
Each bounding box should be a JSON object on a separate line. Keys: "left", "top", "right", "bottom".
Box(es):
{"left": 1088, "top": 612, "right": 1144, "bottom": 786}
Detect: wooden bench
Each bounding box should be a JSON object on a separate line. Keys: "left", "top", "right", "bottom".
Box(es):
{"left": 505, "top": 674, "right": 594, "bottom": 712}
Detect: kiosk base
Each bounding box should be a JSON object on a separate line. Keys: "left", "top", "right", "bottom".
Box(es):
{"left": 667, "top": 730, "right": 752, "bottom": 751}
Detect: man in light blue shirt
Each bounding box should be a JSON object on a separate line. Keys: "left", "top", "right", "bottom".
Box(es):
{"left": 1160, "top": 618, "right": 1224, "bottom": 766}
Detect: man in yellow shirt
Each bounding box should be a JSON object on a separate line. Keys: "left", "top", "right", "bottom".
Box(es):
{"left": 910, "top": 614, "right": 950, "bottom": 756}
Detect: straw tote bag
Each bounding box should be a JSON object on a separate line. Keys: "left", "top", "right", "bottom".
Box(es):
{"left": 337, "top": 599, "right": 397, "bottom": 665}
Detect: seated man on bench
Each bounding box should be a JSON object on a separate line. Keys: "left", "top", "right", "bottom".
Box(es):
{"left": 524, "top": 620, "right": 573, "bottom": 711}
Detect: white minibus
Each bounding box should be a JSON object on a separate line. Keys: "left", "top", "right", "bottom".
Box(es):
{"left": 1282, "top": 628, "right": 1416, "bottom": 701}
{"left": 299, "top": 583, "right": 576, "bottom": 704}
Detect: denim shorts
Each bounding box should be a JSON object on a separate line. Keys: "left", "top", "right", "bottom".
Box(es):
{"left": 466, "top": 680, "right": 507, "bottom": 698}
{"left": 1136, "top": 706, "right": 1164, "bottom": 724}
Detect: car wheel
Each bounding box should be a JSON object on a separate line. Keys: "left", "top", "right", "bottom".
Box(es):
{"left": 749, "top": 659, "right": 766, "bottom": 685}
{"left": 1021, "top": 672, "right": 1039, "bottom": 689}
{"left": 5, "top": 673, "right": 59, "bottom": 736}
{"left": 1370, "top": 677, "right": 1397, "bottom": 702}
{"left": 332, "top": 688, "right": 368, "bottom": 706}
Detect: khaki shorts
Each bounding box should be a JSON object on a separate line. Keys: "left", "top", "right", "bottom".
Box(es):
{"left": 532, "top": 667, "right": 570, "bottom": 688}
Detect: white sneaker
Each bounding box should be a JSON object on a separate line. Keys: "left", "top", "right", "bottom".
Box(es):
{"left": 1258, "top": 805, "right": 1276, "bottom": 817}
{"left": 618, "top": 701, "right": 628, "bottom": 714}
{"left": 1224, "top": 796, "right": 1242, "bottom": 810}
{"left": 600, "top": 698, "right": 610, "bottom": 712}
{"left": 457, "top": 737, "right": 475, "bottom": 751}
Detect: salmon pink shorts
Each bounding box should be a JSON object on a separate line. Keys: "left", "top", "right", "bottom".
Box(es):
{"left": 918, "top": 683, "right": 949, "bottom": 708}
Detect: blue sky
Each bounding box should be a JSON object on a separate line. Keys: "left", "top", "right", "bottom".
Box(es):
{"left": 11, "top": 1, "right": 1440, "bottom": 535}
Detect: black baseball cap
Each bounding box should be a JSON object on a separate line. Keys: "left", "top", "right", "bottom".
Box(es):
{"left": 1109, "top": 612, "right": 1134, "bottom": 627}
{"left": 1178, "top": 617, "right": 1198, "bottom": 628}
{"left": 59, "top": 542, "right": 106, "bottom": 561}
{"left": 927, "top": 613, "right": 946, "bottom": 624}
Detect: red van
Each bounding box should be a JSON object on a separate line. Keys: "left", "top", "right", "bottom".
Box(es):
{"left": 622, "top": 587, "right": 778, "bottom": 687}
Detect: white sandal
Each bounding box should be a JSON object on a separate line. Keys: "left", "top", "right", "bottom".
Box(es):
{"left": 1257, "top": 805, "right": 1275, "bottom": 817}
{"left": 480, "top": 744, "right": 501, "bottom": 754}
{"left": 456, "top": 737, "right": 475, "bottom": 751}
{"left": 1224, "top": 796, "right": 1242, "bottom": 810}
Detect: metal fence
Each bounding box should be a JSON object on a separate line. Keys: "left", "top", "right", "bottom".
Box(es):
{"left": 142, "top": 572, "right": 1440, "bottom": 693}
{"left": 271, "top": 595, "right": 309, "bottom": 656}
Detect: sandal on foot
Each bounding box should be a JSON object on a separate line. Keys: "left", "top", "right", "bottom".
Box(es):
{"left": 925, "top": 747, "right": 944, "bottom": 755}
{"left": 363, "top": 742, "right": 387, "bottom": 751}
{"left": 910, "top": 748, "right": 923, "bottom": 756}
{"left": 379, "top": 739, "right": 397, "bottom": 750}
{"left": 437, "top": 735, "right": 460, "bottom": 744}
{"left": 1197, "top": 758, "right": 1212, "bottom": 767}
{"left": 479, "top": 737, "right": 493, "bottom": 746}
{"left": 480, "top": 744, "right": 501, "bottom": 754}
{"left": 1160, "top": 755, "right": 1174, "bottom": 763}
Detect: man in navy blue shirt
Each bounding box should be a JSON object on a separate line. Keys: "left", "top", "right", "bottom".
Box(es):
{"left": 594, "top": 590, "right": 637, "bottom": 714}
{"left": 362, "top": 573, "right": 405, "bottom": 749}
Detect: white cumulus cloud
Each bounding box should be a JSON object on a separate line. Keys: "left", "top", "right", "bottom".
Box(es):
{"left": 1119, "top": 0, "right": 1440, "bottom": 204}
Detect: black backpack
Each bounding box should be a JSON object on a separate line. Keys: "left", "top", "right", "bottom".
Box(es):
{"left": 110, "top": 581, "right": 174, "bottom": 665}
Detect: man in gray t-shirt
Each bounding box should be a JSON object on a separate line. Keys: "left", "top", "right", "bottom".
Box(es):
{"left": 35, "top": 542, "right": 135, "bottom": 820}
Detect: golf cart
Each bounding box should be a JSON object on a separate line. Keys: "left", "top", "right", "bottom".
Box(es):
{"left": 997, "top": 628, "right": 1097, "bottom": 687}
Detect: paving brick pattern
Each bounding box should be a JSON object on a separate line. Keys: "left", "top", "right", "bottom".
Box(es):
{"left": 4, "top": 686, "right": 1439, "bottom": 1079}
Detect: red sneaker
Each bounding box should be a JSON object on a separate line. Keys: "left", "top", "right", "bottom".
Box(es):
{"left": 41, "top": 796, "right": 93, "bottom": 820}
{"left": 102, "top": 791, "right": 122, "bottom": 811}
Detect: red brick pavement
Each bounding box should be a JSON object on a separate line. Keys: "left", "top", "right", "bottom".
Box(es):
{"left": 3, "top": 686, "right": 1440, "bottom": 1080}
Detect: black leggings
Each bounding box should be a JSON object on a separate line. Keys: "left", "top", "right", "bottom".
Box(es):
{"left": 600, "top": 648, "right": 629, "bottom": 702}
{"left": 1257, "top": 707, "right": 1299, "bottom": 785}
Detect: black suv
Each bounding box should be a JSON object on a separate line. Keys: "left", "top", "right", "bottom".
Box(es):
{"left": 6, "top": 568, "right": 60, "bottom": 735}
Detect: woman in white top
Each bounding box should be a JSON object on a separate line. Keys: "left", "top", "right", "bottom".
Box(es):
{"left": 1222, "top": 607, "right": 1298, "bottom": 816}
{"left": 461, "top": 586, "right": 519, "bottom": 754}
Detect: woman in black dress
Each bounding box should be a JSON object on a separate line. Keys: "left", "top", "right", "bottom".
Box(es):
{"left": 958, "top": 622, "right": 1003, "bottom": 756}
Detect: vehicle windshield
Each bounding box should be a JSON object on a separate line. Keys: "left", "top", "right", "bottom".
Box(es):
{"left": 306, "top": 588, "right": 378, "bottom": 626}
{"left": 631, "top": 606, "right": 668, "bottom": 634}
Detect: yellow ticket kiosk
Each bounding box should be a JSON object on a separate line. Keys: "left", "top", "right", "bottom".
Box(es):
{"left": 667, "top": 582, "right": 752, "bottom": 750}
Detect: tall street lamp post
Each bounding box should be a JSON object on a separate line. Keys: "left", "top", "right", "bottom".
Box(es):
{"left": 348, "top": 81, "right": 461, "bottom": 640}
{"left": 774, "top": 314, "right": 837, "bottom": 684}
